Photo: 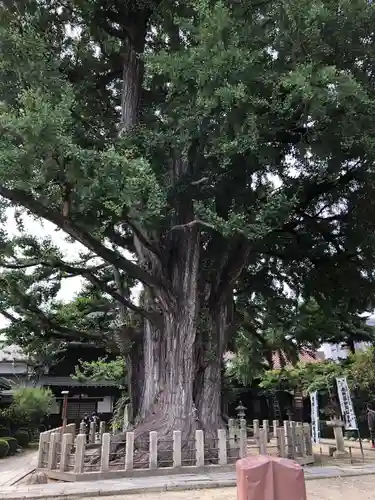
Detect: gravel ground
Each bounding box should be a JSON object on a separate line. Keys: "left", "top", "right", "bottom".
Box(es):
{"left": 90, "top": 476, "right": 375, "bottom": 500}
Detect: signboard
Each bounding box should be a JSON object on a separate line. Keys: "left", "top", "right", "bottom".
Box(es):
{"left": 310, "top": 391, "right": 320, "bottom": 444}
{"left": 336, "top": 377, "right": 358, "bottom": 430}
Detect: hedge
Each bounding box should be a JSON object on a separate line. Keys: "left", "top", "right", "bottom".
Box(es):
{"left": 3, "top": 437, "right": 18, "bottom": 456}
{"left": 13, "top": 430, "right": 29, "bottom": 448}
{"left": 0, "top": 439, "right": 9, "bottom": 458}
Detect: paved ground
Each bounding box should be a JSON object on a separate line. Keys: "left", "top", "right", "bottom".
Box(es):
{"left": 0, "top": 450, "right": 37, "bottom": 486}
{"left": 3, "top": 464, "right": 375, "bottom": 499}
{"left": 85, "top": 476, "right": 375, "bottom": 500}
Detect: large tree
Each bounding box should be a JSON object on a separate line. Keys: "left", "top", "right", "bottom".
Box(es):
{"left": 1, "top": 0, "right": 375, "bottom": 456}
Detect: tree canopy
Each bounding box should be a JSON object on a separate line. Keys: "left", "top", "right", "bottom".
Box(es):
{"left": 1, "top": 0, "right": 375, "bottom": 449}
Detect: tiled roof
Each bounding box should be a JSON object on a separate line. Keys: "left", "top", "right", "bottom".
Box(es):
{"left": 272, "top": 349, "right": 323, "bottom": 369}
{"left": 0, "top": 344, "right": 27, "bottom": 363}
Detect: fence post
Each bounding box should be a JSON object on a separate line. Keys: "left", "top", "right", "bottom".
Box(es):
{"left": 253, "top": 419, "right": 260, "bottom": 442}
{"left": 217, "top": 429, "right": 227, "bottom": 465}
{"left": 173, "top": 430, "right": 182, "bottom": 467}
{"left": 149, "top": 431, "right": 158, "bottom": 470}
{"left": 99, "top": 421, "right": 106, "bottom": 443}
{"left": 284, "top": 421, "right": 293, "bottom": 458}
{"left": 74, "top": 434, "right": 86, "bottom": 474}
{"left": 258, "top": 428, "right": 267, "bottom": 455}
{"left": 100, "top": 433, "right": 111, "bottom": 473}
{"left": 273, "top": 420, "right": 278, "bottom": 439}
{"left": 240, "top": 418, "right": 247, "bottom": 431}
{"left": 195, "top": 430, "right": 205, "bottom": 467}
{"left": 228, "top": 419, "right": 236, "bottom": 449}
{"left": 79, "top": 422, "right": 85, "bottom": 435}
{"left": 303, "top": 423, "right": 313, "bottom": 456}
{"left": 295, "top": 427, "right": 304, "bottom": 457}
{"left": 60, "top": 433, "right": 73, "bottom": 472}
{"left": 239, "top": 428, "right": 247, "bottom": 458}
{"left": 37, "top": 432, "right": 47, "bottom": 468}
{"left": 290, "top": 421, "right": 297, "bottom": 458}
{"left": 89, "top": 422, "right": 96, "bottom": 444}
{"left": 47, "top": 432, "right": 59, "bottom": 470}
{"left": 262, "top": 420, "right": 270, "bottom": 443}
{"left": 125, "top": 431, "right": 134, "bottom": 470}
{"left": 277, "top": 427, "right": 286, "bottom": 458}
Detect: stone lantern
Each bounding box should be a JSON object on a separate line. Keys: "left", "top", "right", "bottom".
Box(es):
{"left": 236, "top": 401, "right": 247, "bottom": 421}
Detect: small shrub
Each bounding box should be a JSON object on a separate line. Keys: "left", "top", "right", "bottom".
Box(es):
{"left": 0, "top": 427, "right": 11, "bottom": 437}
{"left": 0, "top": 439, "right": 9, "bottom": 458}
{"left": 13, "top": 430, "right": 29, "bottom": 448}
{"left": 3, "top": 437, "right": 18, "bottom": 456}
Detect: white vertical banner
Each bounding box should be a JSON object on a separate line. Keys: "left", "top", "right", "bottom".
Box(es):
{"left": 336, "top": 377, "right": 358, "bottom": 430}
{"left": 310, "top": 391, "right": 320, "bottom": 444}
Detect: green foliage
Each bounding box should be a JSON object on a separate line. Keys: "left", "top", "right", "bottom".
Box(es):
{"left": 73, "top": 357, "right": 126, "bottom": 387}
{"left": 0, "top": 439, "right": 9, "bottom": 458}
{"left": 12, "top": 430, "right": 29, "bottom": 448}
{"left": 11, "top": 387, "right": 54, "bottom": 424}
{"left": 1, "top": 0, "right": 375, "bottom": 426}
{"left": 3, "top": 437, "right": 18, "bottom": 456}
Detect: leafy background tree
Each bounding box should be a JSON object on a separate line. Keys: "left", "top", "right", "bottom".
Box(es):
{"left": 1, "top": 0, "right": 375, "bottom": 458}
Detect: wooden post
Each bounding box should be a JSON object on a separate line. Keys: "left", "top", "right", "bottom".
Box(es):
{"left": 60, "top": 433, "right": 73, "bottom": 472}
{"left": 276, "top": 427, "right": 286, "bottom": 458}
{"left": 149, "top": 431, "right": 158, "bottom": 470}
{"left": 125, "top": 431, "right": 134, "bottom": 470}
{"left": 195, "top": 430, "right": 205, "bottom": 467}
{"left": 47, "top": 432, "right": 59, "bottom": 470}
{"left": 100, "top": 433, "right": 111, "bottom": 473}
{"left": 74, "top": 434, "right": 86, "bottom": 474}
{"left": 258, "top": 428, "right": 267, "bottom": 455}
{"left": 173, "top": 430, "right": 182, "bottom": 467}
{"left": 239, "top": 429, "right": 247, "bottom": 458}
{"left": 217, "top": 429, "right": 227, "bottom": 465}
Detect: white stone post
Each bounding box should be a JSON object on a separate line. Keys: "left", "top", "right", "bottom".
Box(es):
{"left": 100, "top": 433, "right": 111, "bottom": 473}
{"left": 74, "top": 434, "right": 86, "bottom": 474}
{"left": 149, "top": 431, "right": 158, "bottom": 470}
{"left": 99, "top": 421, "right": 106, "bottom": 443}
{"left": 263, "top": 419, "right": 270, "bottom": 442}
{"left": 239, "top": 428, "right": 247, "bottom": 458}
{"left": 125, "top": 431, "right": 134, "bottom": 470}
{"left": 195, "top": 430, "right": 205, "bottom": 467}
{"left": 276, "top": 427, "right": 286, "bottom": 458}
{"left": 253, "top": 419, "right": 260, "bottom": 442}
{"left": 284, "top": 420, "right": 293, "bottom": 458}
{"left": 37, "top": 432, "right": 48, "bottom": 468}
{"left": 89, "top": 421, "right": 96, "bottom": 444}
{"left": 240, "top": 418, "right": 247, "bottom": 431}
{"left": 290, "top": 421, "right": 297, "bottom": 458}
{"left": 273, "top": 420, "right": 279, "bottom": 439}
{"left": 228, "top": 418, "right": 236, "bottom": 449}
{"left": 60, "top": 433, "right": 73, "bottom": 472}
{"left": 217, "top": 429, "right": 227, "bottom": 465}
{"left": 47, "top": 432, "right": 59, "bottom": 470}
{"left": 173, "top": 430, "right": 182, "bottom": 467}
{"left": 258, "top": 428, "right": 267, "bottom": 455}
{"left": 303, "top": 423, "right": 313, "bottom": 456}
{"left": 79, "top": 422, "right": 85, "bottom": 435}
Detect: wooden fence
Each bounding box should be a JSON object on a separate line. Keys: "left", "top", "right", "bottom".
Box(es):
{"left": 37, "top": 420, "right": 314, "bottom": 482}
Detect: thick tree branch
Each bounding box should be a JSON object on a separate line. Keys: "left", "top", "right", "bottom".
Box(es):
{"left": 0, "top": 186, "right": 163, "bottom": 290}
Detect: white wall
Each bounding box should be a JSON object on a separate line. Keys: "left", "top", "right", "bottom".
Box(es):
{"left": 0, "top": 362, "right": 28, "bottom": 374}
{"left": 97, "top": 396, "right": 113, "bottom": 413}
